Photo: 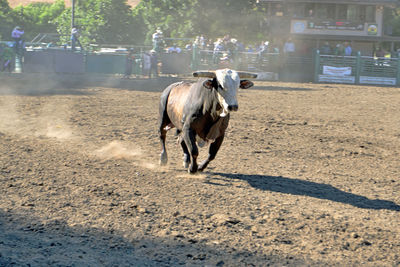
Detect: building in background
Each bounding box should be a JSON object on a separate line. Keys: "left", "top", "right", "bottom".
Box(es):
{"left": 259, "top": 0, "right": 400, "bottom": 56}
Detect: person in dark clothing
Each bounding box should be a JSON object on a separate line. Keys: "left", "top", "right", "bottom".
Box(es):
{"left": 149, "top": 50, "right": 159, "bottom": 78}
{"left": 124, "top": 49, "right": 135, "bottom": 78}
{"left": 1, "top": 43, "right": 14, "bottom": 72}
{"left": 320, "top": 42, "right": 332, "bottom": 55}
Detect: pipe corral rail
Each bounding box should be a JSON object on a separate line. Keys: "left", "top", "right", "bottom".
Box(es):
{"left": 1, "top": 41, "right": 399, "bottom": 86}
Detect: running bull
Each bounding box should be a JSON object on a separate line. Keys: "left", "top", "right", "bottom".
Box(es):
{"left": 158, "top": 69, "right": 257, "bottom": 173}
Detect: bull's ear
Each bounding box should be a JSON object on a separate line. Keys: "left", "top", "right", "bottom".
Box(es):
{"left": 239, "top": 80, "right": 254, "bottom": 89}
{"left": 203, "top": 80, "right": 214, "bottom": 90}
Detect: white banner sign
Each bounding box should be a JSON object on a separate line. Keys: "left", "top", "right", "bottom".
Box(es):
{"left": 360, "top": 76, "right": 396, "bottom": 85}
{"left": 319, "top": 75, "right": 355, "bottom": 84}
{"left": 323, "top": 66, "right": 352, "bottom": 76}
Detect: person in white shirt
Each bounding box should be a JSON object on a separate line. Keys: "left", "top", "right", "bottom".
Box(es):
{"left": 71, "top": 26, "right": 83, "bottom": 51}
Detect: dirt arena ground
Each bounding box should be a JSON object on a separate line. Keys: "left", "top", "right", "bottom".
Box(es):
{"left": 0, "top": 76, "right": 399, "bottom": 266}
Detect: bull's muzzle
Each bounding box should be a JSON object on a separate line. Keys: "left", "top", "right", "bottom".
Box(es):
{"left": 228, "top": 105, "right": 238, "bottom": 112}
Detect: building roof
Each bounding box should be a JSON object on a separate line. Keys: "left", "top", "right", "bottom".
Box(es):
{"left": 259, "top": 0, "right": 398, "bottom": 5}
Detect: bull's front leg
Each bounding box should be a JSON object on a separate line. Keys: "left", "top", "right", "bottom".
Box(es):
{"left": 198, "top": 134, "right": 224, "bottom": 172}
{"left": 180, "top": 139, "right": 190, "bottom": 169}
{"left": 182, "top": 127, "right": 198, "bottom": 173}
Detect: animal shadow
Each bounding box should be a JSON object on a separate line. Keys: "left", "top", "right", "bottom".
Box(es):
{"left": 209, "top": 172, "right": 400, "bottom": 211}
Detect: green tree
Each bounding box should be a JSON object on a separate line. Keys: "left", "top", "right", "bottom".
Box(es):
{"left": 0, "top": 0, "right": 13, "bottom": 40}
{"left": 192, "top": 0, "right": 260, "bottom": 39}
{"left": 133, "top": 0, "right": 264, "bottom": 45}
{"left": 134, "top": 0, "right": 197, "bottom": 44}
{"left": 11, "top": 0, "right": 65, "bottom": 42}
{"left": 385, "top": 7, "right": 400, "bottom": 37}
{"left": 54, "top": 0, "right": 135, "bottom": 47}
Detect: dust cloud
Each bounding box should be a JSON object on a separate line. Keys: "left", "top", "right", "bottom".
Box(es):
{"left": 94, "top": 141, "right": 142, "bottom": 160}
{"left": 0, "top": 97, "right": 20, "bottom": 134}
{"left": 45, "top": 123, "right": 73, "bottom": 139}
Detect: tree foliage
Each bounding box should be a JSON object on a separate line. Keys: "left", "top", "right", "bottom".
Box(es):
{"left": 53, "top": 0, "right": 135, "bottom": 46}
{"left": 135, "top": 0, "right": 263, "bottom": 44}
{"left": 0, "top": 0, "right": 13, "bottom": 40}
{"left": 12, "top": 0, "right": 65, "bottom": 41}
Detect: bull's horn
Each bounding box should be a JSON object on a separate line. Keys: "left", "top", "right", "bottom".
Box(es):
{"left": 237, "top": 72, "right": 258, "bottom": 79}
{"left": 193, "top": 70, "right": 216, "bottom": 78}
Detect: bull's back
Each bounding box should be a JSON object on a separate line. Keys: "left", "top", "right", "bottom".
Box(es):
{"left": 166, "top": 82, "right": 192, "bottom": 129}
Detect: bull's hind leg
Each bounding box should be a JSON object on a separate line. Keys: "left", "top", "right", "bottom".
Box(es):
{"left": 198, "top": 135, "right": 224, "bottom": 172}
{"left": 158, "top": 115, "right": 171, "bottom": 166}
{"left": 159, "top": 126, "right": 168, "bottom": 165}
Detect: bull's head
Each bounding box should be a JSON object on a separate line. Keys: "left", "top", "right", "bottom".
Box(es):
{"left": 193, "top": 69, "right": 257, "bottom": 117}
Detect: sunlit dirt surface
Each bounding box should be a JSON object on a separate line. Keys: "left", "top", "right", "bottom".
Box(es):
{"left": 0, "top": 80, "right": 399, "bottom": 266}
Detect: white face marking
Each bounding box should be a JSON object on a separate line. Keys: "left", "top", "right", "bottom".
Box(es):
{"left": 215, "top": 69, "right": 240, "bottom": 117}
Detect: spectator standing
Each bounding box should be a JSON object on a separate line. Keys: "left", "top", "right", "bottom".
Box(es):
{"left": 375, "top": 46, "right": 385, "bottom": 57}
{"left": 259, "top": 41, "right": 269, "bottom": 54}
{"left": 124, "top": 49, "right": 135, "bottom": 79}
{"left": 334, "top": 43, "right": 345, "bottom": 56}
{"left": 283, "top": 37, "right": 295, "bottom": 55}
{"left": 11, "top": 26, "right": 24, "bottom": 54}
{"left": 185, "top": 44, "right": 192, "bottom": 52}
{"left": 148, "top": 50, "right": 159, "bottom": 78}
{"left": 320, "top": 41, "right": 332, "bottom": 55}
{"left": 167, "top": 44, "right": 181, "bottom": 53}
{"left": 344, "top": 42, "right": 352, "bottom": 56}
{"left": 375, "top": 46, "right": 386, "bottom": 66}
{"left": 152, "top": 28, "right": 164, "bottom": 53}
{"left": 213, "top": 39, "right": 224, "bottom": 65}
{"left": 142, "top": 51, "right": 151, "bottom": 77}
{"left": 199, "top": 35, "right": 206, "bottom": 49}
{"left": 1, "top": 43, "right": 14, "bottom": 72}
{"left": 71, "top": 26, "right": 83, "bottom": 51}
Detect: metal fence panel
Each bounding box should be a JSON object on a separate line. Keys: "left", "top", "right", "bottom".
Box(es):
{"left": 160, "top": 53, "right": 191, "bottom": 74}
{"left": 55, "top": 52, "right": 85, "bottom": 73}
{"left": 86, "top": 54, "right": 126, "bottom": 74}
{"left": 319, "top": 55, "right": 357, "bottom": 75}
{"left": 360, "top": 56, "right": 397, "bottom": 78}
{"left": 23, "top": 51, "right": 55, "bottom": 73}
{"left": 316, "top": 51, "right": 399, "bottom": 85}
{"left": 280, "top": 56, "right": 313, "bottom": 82}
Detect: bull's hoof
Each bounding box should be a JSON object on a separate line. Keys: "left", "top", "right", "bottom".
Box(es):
{"left": 159, "top": 153, "right": 168, "bottom": 165}
{"left": 188, "top": 169, "right": 198, "bottom": 174}
{"left": 188, "top": 164, "right": 198, "bottom": 174}
{"left": 183, "top": 154, "right": 190, "bottom": 168}
{"left": 198, "top": 160, "right": 209, "bottom": 172}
